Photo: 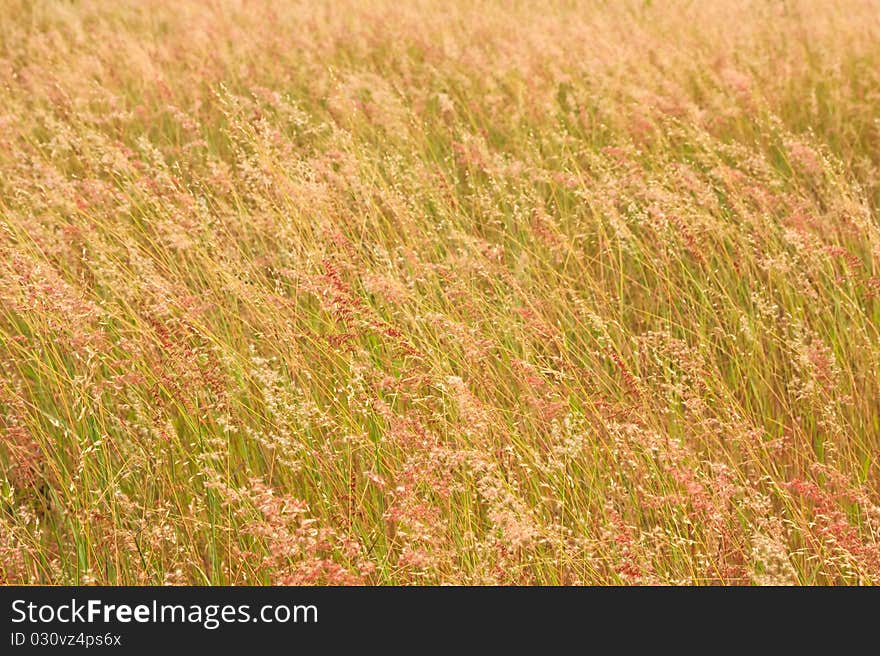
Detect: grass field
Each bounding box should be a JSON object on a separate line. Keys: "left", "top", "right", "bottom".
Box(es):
{"left": 1, "top": 0, "right": 879, "bottom": 585}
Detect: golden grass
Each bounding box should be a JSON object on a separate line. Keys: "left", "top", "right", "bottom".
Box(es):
{"left": 1, "top": 0, "right": 879, "bottom": 584}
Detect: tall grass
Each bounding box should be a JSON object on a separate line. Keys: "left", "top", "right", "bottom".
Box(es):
{"left": 1, "top": 0, "right": 879, "bottom": 584}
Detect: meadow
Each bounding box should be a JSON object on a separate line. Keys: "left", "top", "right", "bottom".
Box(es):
{"left": 1, "top": 0, "right": 879, "bottom": 584}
